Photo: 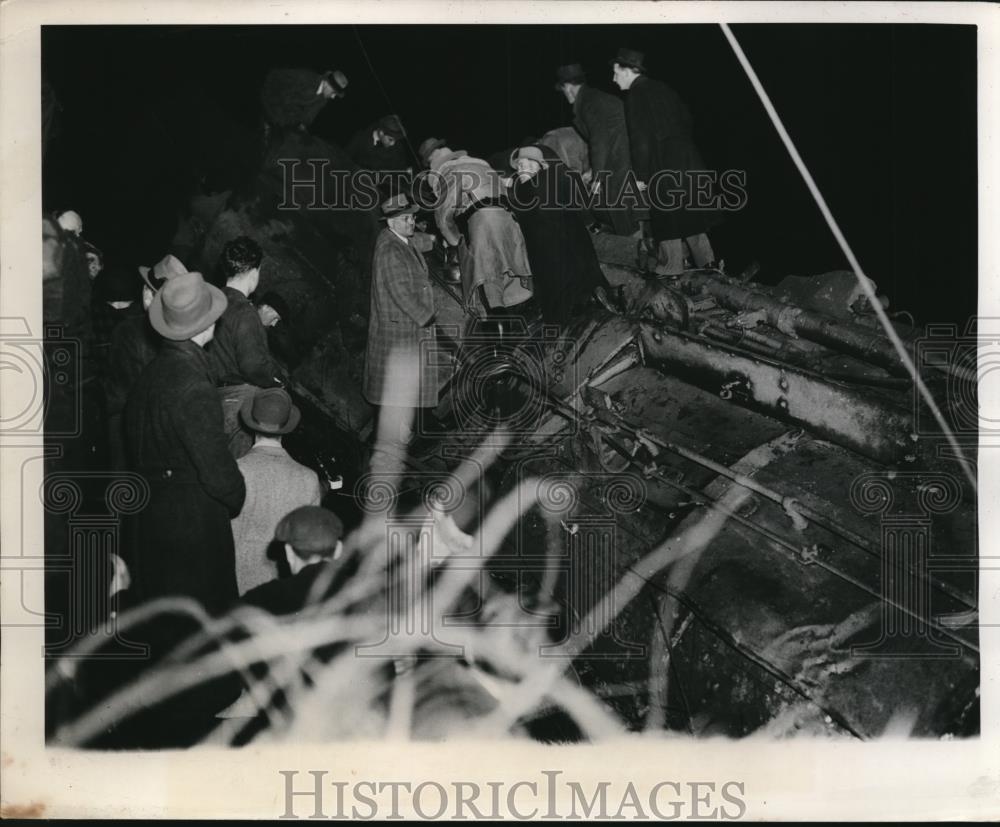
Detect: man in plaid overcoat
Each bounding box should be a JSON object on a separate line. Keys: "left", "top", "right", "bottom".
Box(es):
{"left": 363, "top": 194, "right": 442, "bottom": 423}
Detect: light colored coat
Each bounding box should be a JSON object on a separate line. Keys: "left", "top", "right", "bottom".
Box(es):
{"left": 232, "top": 443, "right": 323, "bottom": 594}
{"left": 432, "top": 152, "right": 532, "bottom": 313}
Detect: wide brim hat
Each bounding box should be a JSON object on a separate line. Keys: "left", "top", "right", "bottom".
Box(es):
{"left": 610, "top": 47, "right": 646, "bottom": 71}
{"left": 379, "top": 193, "right": 419, "bottom": 221}
{"left": 139, "top": 253, "right": 188, "bottom": 292}
{"left": 240, "top": 386, "right": 302, "bottom": 435}
{"left": 509, "top": 145, "right": 550, "bottom": 170}
{"left": 148, "top": 271, "right": 227, "bottom": 340}
{"left": 323, "top": 69, "right": 349, "bottom": 98}
{"left": 553, "top": 63, "right": 587, "bottom": 90}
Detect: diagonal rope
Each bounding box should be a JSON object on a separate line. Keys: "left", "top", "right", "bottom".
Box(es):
{"left": 351, "top": 26, "right": 421, "bottom": 163}
{"left": 719, "top": 23, "right": 977, "bottom": 494}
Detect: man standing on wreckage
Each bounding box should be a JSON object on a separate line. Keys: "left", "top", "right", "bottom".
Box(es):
{"left": 258, "top": 67, "right": 379, "bottom": 326}
{"left": 363, "top": 193, "right": 450, "bottom": 458}
{"left": 613, "top": 48, "right": 723, "bottom": 276}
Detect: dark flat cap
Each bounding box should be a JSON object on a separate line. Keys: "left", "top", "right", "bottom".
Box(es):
{"left": 275, "top": 506, "right": 345, "bottom": 556}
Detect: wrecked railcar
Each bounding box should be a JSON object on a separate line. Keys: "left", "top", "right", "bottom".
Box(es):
{"left": 189, "top": 176, "right": 978, "bottom": 739}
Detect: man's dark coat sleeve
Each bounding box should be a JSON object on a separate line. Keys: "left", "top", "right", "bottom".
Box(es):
{"left": 177, "top": 380, "right": 246, "bottom": 515}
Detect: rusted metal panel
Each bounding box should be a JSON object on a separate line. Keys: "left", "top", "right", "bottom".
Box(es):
{"left": 638, "top": 322, "right": 914, "bottom": 463}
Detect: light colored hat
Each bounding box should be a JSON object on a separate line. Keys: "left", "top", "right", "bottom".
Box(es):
{"left": 57, "top": 210, "right": 83, "bottom": 236}
{"left": 138, "top": 253, "right": 188, "bottom": 292}
{"left": 509, "top": 145, "right": 550, "bottom": 170}
{"left": 148, "top": 271, "right": 227, "bottom": 341}
{"left": 324, "top": 69, "right": 349, "bottom": 98}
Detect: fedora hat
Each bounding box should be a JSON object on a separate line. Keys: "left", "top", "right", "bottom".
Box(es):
{"left": 610, "top": 47, "right": 646, "bottom": 72}
{"left": 139, "top": 253, "right": 188, "bottom": 292}
{"left": 417, "top": 136, "right": 447, "bottom": 167}
{"left": 509, "top": 145, "right": 550, "bottom": 170}
{"left": 323, "top": 69, "right": 349, "bottom": 98}
{"left": 379, "top": 193, "right": 419, "bottom": 221}
{"left": 554, "top": 63, "right": 586, "bottom": 90}
{"left": 240, "top": 387, "right": 301, "bottom": 435}
{"left": 148, "top": 271, "right": 227, "bottom": 340}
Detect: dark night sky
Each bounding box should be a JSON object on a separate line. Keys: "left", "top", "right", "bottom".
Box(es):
{"left": 41, "top": 23, "right": 977, "bottom": 325}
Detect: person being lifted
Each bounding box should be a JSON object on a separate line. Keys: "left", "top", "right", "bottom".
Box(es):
{"left": 427, "top": 144, "right": 533, "bottom": 318}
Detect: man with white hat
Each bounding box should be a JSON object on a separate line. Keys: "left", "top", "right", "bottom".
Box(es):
{"left": 124, "top": 271, "right": 246, "bottom": 614}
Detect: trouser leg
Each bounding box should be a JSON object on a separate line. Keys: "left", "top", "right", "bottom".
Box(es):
{"left": 368, "top": 405, "right": 414, "bottom": 475}
{"left": 685, "top": 233, "right": 715, "bottom": 267}
{"left": 654, "top": 239, "right": 685, "bottom": 276}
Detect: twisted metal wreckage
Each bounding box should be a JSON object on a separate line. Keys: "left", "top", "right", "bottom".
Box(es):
{"left": 179, "top": 162, "right": 979, "bottom": 742}
{"left": 48, "top": 28, "right": 980, "bottom": 745}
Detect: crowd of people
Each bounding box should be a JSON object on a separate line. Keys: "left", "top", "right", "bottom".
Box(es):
{"left": 354, "top": 47, "right": 721, "bottom": 447}
{"left": 42, "top": 46, "right": 720, "bottom": 746}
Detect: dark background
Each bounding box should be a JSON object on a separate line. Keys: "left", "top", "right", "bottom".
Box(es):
{"left": 41, "top": 23, "right": 977, "bottom": 325}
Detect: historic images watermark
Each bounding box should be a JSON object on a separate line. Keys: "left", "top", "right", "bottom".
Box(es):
{"left": 421, "top": 316, "right": 578, "bottom": 442}
{"left": 911, "top": 317, "right": 993, "bottom": 443}
{"left": 841, "top": 315, "right": 994, "bottom": 659}
{"left": 278, "top": 770, "right": 747, "bottom": 820}
{"left": 1, "top": 318, "right": 81, "bottom": 438}
{"left": 848, "top": 471, "right": 969, "bottom": 658}
{"left": 1, "top": 317, "right": 148, "bottom": 658}
{"left": 276, "top": 161, "right": 749, "bottom": 214}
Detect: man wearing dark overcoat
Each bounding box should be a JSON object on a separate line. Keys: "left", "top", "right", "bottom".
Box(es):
{"left": 555, "top": 63, "right": 638, "bottom": 235}
{"left": 207, "top": 236, "right": 283, "bottom": 458}
{"left": 613, "top": 48, "right": 720, "bottom": 275}
{"left": 363, "top": 193, "right": 442, "bottom": 449}
{"left": 124, "top": 271, "right": 246, "bottom": 615}
{"left": 103, "top": 255, "right": 186, "bottom": 470}
{"left": 346, "top": 114, "right": 411, "bottom": 174}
